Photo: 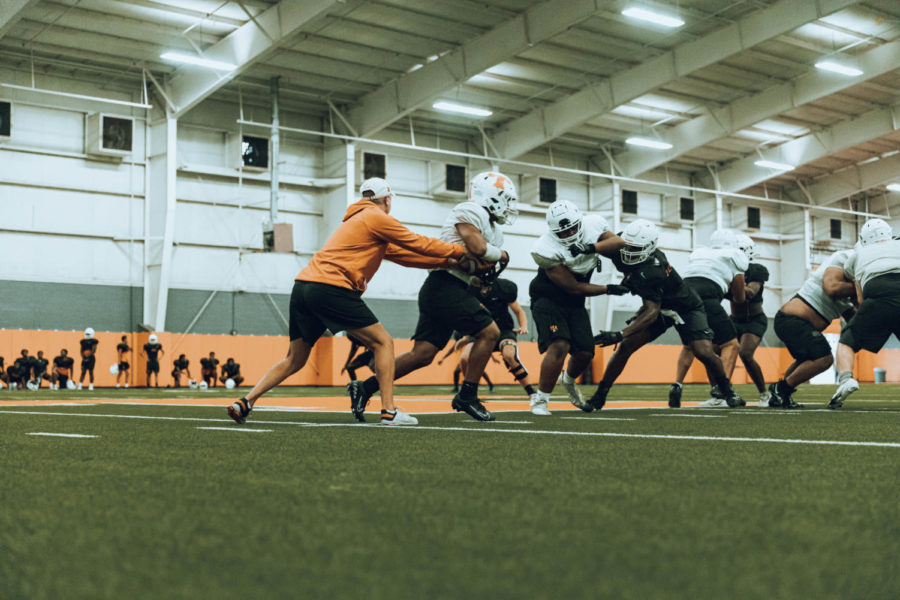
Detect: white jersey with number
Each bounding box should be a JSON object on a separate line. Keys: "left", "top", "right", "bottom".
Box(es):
{"left": 530, "top": 214, "right": 612, "bottom": 274}
{"left": 797, "top": 249, "right": 854, "bottom": 322}
{"left": 682, "top": 247, "right": 749, "bottom": 295}
{"left": 842, "top": 240, "right": 900, "bottom": 290}
{"left": 439, "top": 201, "right": 504, "bottom": 283}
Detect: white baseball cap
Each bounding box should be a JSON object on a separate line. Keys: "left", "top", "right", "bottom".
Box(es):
{"left": 360, "top": 177, "right": 392, "bottom": 200}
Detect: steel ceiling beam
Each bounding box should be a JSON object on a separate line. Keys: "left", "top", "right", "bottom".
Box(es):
{"left": 166, "top": 0, "right": 340, "bottom": 118}
{"left": 702, "top": 100, "right": 900, "bottom": 193}
{"left": 346, "top": 0, "right": 603, "bottom": 138}
{"left": 489, "top": 0, "right": 862, "bottom": 160}
{"left": 614, "top": 38, "right": 900, "bottom": 177}
{"left": 806, "top": 153, "right": 900, "bottom": 205}
{"left": 0, "top": 0, "right": 40, "bottom": 40}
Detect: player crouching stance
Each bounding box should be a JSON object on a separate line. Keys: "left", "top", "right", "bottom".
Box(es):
{"left": 530, "top": 200, "right": 627, "bottom": 415}
{"left": 769, "top": 248, "right": 856, "bottom": 408}
{"left": 829, "top": 218, "right": 900, "bottom": 408}
{"left": 348, "top": 171, "right": 515, "bottom": 422}
{"left": 588, "top": 220, "right": 743, "bottom": 410}
{"left": 228, "top": 178, "right": 466, "bottom": 426}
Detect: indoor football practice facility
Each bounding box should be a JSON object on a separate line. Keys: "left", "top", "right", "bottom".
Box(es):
{"left": 1, "top": 0, "right": 899, "bottom": 598}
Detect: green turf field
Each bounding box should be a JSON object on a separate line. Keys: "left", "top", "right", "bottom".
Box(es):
{"left": 2, "top": 383, "right": 898, "bottom": 599}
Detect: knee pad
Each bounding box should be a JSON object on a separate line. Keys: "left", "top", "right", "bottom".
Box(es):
{"left": 500, "top": 341, "right": 528, "bottom": 380}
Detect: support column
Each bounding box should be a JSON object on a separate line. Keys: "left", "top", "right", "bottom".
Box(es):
{"left": 143, "top": 114, "right": 177, "bottom": 332}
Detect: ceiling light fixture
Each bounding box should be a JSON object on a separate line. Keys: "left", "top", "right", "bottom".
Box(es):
{"left": 160, "top": 52, "right": 237, "bottom": 71}
{"left": 625, "top": 136, "right": 673, "bottom": 150}
{"left": 814, "top": 60, "right": 863, "bottom": 77}
{"left": 755, "top": 159, "right": 794, "bottom": 171}
{"left": 432, "top": 101, "right": 492, "bottom": 117}
{"left": 886, "top": 183, "right": 900, "bottom": 192}
{"left": 622, "top": 7, "right": 684, "bottom": 28}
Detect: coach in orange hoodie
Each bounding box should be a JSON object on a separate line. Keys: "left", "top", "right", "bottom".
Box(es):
{"left": 228, "top": 177, "right": 468, "bottom": 427}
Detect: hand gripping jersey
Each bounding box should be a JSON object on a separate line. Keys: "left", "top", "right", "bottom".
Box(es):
{"left": 473, "top": 278, "right": 518, "bottom": 331}
{"left": 439, "top": 201, "right": 504, "bottom": 284}
{"left": 529, "top": 214, "right": 610, "bottom": 306}
{"left": 797, "top": 250, "right": 854, "bottom": 321}
{"left": 744, "top": 262, "right": 769, "bottom": 305}
{"left": 842, "top": 240, "right": 900, "bottom": 291}
{"left": 682, "top": 247, "right": 749, "bottom": 296}
{"left": 611, "top": 248, "right": 702, "bottom": 315}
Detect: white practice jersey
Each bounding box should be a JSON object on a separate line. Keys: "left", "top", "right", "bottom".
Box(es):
{"left": 531, "top": 214, "right": 612, "bottom": 274}
{"left": 681, "top": 247, "right": 749, "bottom": 295}
{"left": 439, "top": 201, "right": 505, "bottom": 283}
{"left": 842, "top": 240, "right": 900, "bottom": 290}
{"left": 797, "top": 249, "right": 854, "bottom": 322}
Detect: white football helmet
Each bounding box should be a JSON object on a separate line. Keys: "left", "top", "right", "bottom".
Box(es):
{"left": 199, "top": 380, "right": 209, "bottom": 390}
{"left": 736, "top": 233, "right": 757, "bottom": 260}
{"left": 469, "top": 171, "right": 518, "bottom": 225}
{"left": 84, "top": 327, "right": 95, "bottom": 339}
{"left": 859, "top": 218, "right": 892, "bottom": 246}
{"left": 109, "top": 363, "right": 119, "bottom": 375}
{"left": 710, "top": 228, "right": 738, "bottom": 249}
{"left": 546, "top": 200, "right": 583, "bottom": 247}
{"left": 188, "top": 379, "right": 198, "bottom": 389}
{"left": 620, "top": 219, "right": 659, "bottom": 265}
{"left": 225, "top": 378, "right": 236, "bottom": 389}
{"left": 148, "top": 334, "right": 159, "bottom": 344}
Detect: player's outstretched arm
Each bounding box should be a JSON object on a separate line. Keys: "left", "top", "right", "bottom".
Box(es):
{"left": 372, "top": 211, "right": 464, "bottom": 260}
{"left": 544, "top": 265, "right": 627, "bottom": 297}
{"left": 729, "top": 273, "right": 746, "bottom": 305}
{"left": 570, "top": 231, "right": 626, "bottom": 258}
{"left": 822, "top": 267, "right": 856, "bottom": 300}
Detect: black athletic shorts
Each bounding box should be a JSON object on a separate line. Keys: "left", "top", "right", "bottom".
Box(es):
{"left": 289, "top": 280, "right": 378, "bottom": 343}
{"left": 685, "top": 277, "right": 737, "bottom": 346}
{"left": 81, "top": 355, "right": 95, "bottom": 370}
{"left": 733, "top": 312, "right": 768, "bottom": 339}
{"left": 531, "top": 296, "right": 594, "bottom": 355}
{"left": 645, "top": 308, "right": 714, "bottom": 345}
{"left": 147, "top": 359, "right": 160, "bottom": 374}
{"left": 839, "top": 273, "right": 900, "bottom": 353}
{"left": 412, "top": 271, "right": 494, "bottom": 349}
{"left": 118, "top": 361, "right": 130, "bottom": 371}
{"left": 774, "top": 311, "right": 831, "bottom": 362}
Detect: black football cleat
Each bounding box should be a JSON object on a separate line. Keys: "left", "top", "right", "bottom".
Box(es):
{"left": 227, "top": 398, "right": 252, "bottom": 425}
{"left": 668, "top": 383, "right": 682, "bottom": 408}
{"left": 451, "top": 393, "right": 495, "bottom": 421}
{"left": 585, "top": 386, "right": 609, "bottom": 412}
{"left": 767, "top": 382, "right": 786, "bottom": 408}
{"left": 723, "top": 389, "right": 745, "bottom": 408}
{"left": 347, "top": 380, "right": 370, "bottom": 423}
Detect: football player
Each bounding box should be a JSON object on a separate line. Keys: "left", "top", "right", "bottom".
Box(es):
{"left": 141, "top": 334, "right": 164, "bottom": 388}
{"left": 348, "top": 171, "right": 515, "bottom": 422}
{"left": 470, "top": 278, "right": 531, "bottom": 397}
{"left": 533, "top": 200, "right": 627, "bottom": 415}
{"left": 731, "top": 234, "right": 771, "bottom": 406}
{"left": 589, "top": 219, "right": 744, "bottom": 410}
{"left": 220, "top": 358, "right": 244, "bottom": 386}
{"left": 32, "top": 351, "right": 49, "bottom": 389}
{"left": 172, "top": 354, "right": 191, "bottom": 388}
{"left": 228, "top": 177, "right": 467, "bottom": 426}
{"left": 78, "top": 327, "right": 99, "bottom": 390}
{"left": 769, "top": 248, "right": 857, "bottom": 409}
{"left": 200, "top": 352, "right": 220, "bottom": 388}
{"left": 51, "top": 349, "right": 74, "bottom": 390}
{"left": 830, "top": 218, "right": 900, "bottom": 408}
{"left": 668, "top": 229, "right": 748, "bottom": 408}
{"left": 14, "top": 349, "right": 32, "bottom": 389}
{"left": 116, "top": 335, "right": 131, "bottom": 388}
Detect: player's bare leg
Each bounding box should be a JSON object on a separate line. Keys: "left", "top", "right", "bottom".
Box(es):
{"left": 462, "top": 322, "right": 500, "bottom": 387}
{"left": 718, "top": 339, "right": 739, "bottom": 378}
{"left": 738, "top": 333, "right": 766, "bottom": 394}
{"left": 346, "top": 323, "right": 396, "bottom": 411}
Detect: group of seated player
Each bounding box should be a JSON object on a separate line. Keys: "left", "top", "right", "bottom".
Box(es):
{"left": 169, "top": 351, "right": 244, "bottom": 389}
{"left": 227, "top": 171, "right": 899, "bottom": 427}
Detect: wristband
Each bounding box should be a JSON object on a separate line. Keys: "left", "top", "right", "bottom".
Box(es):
{"left": 482, "top": 243, "right": 503, "bottom": 262}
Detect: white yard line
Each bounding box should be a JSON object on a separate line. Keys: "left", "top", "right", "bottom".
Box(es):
{"left": 651, "top": 414, "right": 726, "bottom": 419}
{"left": 561, "top": 416, "right": 636, "bottom": 421}
{"left": 3, "top": 410, "right": 899, "bottom": 448}
{"left": 27, "top": 432, "right": 97, "bottom": 438}
{"left": 196, "top": 427, "right": 272, "bottom": 433}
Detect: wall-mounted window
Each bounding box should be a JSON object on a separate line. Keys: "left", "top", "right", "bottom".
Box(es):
{"left": 539, "top": 177, "right": 557, "bottom": 204}
{"left": 680, "top": 197, "right": 694, "bottom": 221}
{"left": 241, "top": 135, "right": 268, "bottom": 169}
{"left": 622, "top": 189, "right": 638, "bottom": 214}
{"left": 0, "top": 102, "right": 10, "bottom": 138}
{"left": 747, "top": 206, "right": 761, "bottom": 229}
{"left": 830, "top": 219, "right": 842, "bottom": 240}
{"left": 446, "top": 164, "right": 466, "bottom": 192}
{"left": 364, "top": 152, "right": 386, "bottom": 179}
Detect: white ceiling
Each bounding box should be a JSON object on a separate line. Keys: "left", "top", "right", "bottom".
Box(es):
{"left": 1, "top": 0, "right": 899, "bottom": 207}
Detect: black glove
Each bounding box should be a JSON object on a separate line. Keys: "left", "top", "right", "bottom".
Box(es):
{"left": 605, "top": 284, "right": 630, "bottom": 296}
{"left": 593, "top": 330, "right": 624, "bottom": 347}
{"left": 568, "top": 242, "right": 596, "bottom": 257}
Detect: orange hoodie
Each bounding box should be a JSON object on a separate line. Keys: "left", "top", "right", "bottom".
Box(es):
{"left": 296, "top": 200, "right": 464, "bottom": 292}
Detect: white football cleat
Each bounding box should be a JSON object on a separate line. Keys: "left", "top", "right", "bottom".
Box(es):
{"left": 698, "top": 397, "right": 728, "bottom": 408}
{"left": 559, "top": 373, "right": 586, "bottom": 410}
{"left": 88, "top": 384, "right": 94, "bottom": 391}
{"left": 829, "top": 378, "right": 859, "bottom": 409}
{"left": 381, "top": 409, "right": 418, "bottom": 426}
{"left": 125, "top": 383, "right": 129, "bottom": 388}
{"left": 758, "top": 391, "right": 772, "bottom": 407}
{"left": 529, "top": 393, "right": 552, "bottom": 416}
{"left": 77, "top": 382, "right": 83, "bottom": 390}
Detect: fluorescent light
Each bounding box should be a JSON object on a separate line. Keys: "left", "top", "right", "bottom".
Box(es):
{"left": 622, "top": 7, "right": 684, "bottom": 28}
{"left": 886, "top": 183, "right": 900, "bottom": 192}
{"left": 755, "top": 160, "right": 794, "bottom": 171}
{"left": 815, "top": 60, "right": 863, "bottom": 77}
{"left": 432, "top": 101, "right": 492, "bottom": 117}
{"left": 160, "top": 52, "right": 237, "bottom": 71}
{"left": 626, "top": 136, "right": 673, "bottom": 150}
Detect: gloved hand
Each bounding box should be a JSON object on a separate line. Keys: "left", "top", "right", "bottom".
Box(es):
{"left": 593, "top": 330, "right": 624, "bottom": 346}
{"left": 605, "top": 284, "right": 630, "bottom": 296}
{"left": 568, "top": 242, "right": 596, "bottom": 257}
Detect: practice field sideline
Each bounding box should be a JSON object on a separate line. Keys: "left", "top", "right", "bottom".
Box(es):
{"left": 2, "top": 384, "right": 898, "bottom": 599}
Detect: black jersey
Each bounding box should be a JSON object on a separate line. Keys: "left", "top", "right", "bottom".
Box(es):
{"left": 200, "top": 358, "right": 219, "bottom": 371}
{"left": 14, "top": 357, "right": 31, "bottom": 377}
{"left": 117, "top": 342, "right": 130, "bottom": 355}
{"left": 54, "top": 355, "right": 74, "bottom": 370}
{"left": 612, "top": 249, "right": 702, "bottom": 314}
{"left": 173, "top": 358, "right": 189, "bottom": 370}
{"left": 143, "top": 343, "right": 162, "bottom": 361}
{"left": 222, "top": 362, "right": 241, "bottom": 377}
{"left": 80, "top": 338, "right": 99, "bottom": 357}
{"left": 33, "top": 357, "right": 49, "bottom": 376}
{"left": 474, "top": 279, "right": 517, "bottom": 331}
{"left": 744, "top": 262, "right": 769, "bottom": 305}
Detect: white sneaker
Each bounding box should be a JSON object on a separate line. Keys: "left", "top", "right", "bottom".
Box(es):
{"left": 116, "top": 383, "right": 120, "bottom": 389}
{"left": 529, "top": 393, "right": 552, "bottom": 416}
{"left": 829, "top": 378, "right": 859, "bottom": 409}
{"left": 381, "top": 409, "right": 418, "bottom": 426}
{"left": 758, "top": 391, "right": 772, "bottom": 407}
{"left": 559, "top": 373, "right": 586, "bottom": 409}
{"left": 88, "top": 384, "right": 94, "bottom": 391}
{"left": 125, "top": 383, "right": 129, "bottom": 388}
{"left": 77, "top": 383, "right": 83, "bottom": 390}
{"left": 698, "top": 397, "right": 728, "bottom": 408}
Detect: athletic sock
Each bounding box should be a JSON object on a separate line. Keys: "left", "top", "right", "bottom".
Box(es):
{"left": 524, "top": 384, "right": 537, "bottom": 395}
{"left": 560, "top": 371, "right": 576, "bottom": 385}
{"left": 460, "top": 380, "right": 478, "bottom": 400}
{"left": 671, "top": 382, "right": 683, "bottom": 389}
{"left": 778, "top": 379, "right": 796, "bottom": 395}
{"left": 380, "top": 409, "right": 396, "bottom": 421}
{"left": 362, "top": 376, "right": 380, "bottom": 397}
{"left": 837, "top": 371, "right": 853, "bottom": 384}
{"left": 715, "top": 377, "right": 733, "bottom": 393}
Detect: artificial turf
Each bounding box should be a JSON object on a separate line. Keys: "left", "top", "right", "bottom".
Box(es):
{"left": 1, "top": 384, "right": 898, "bottom": 599}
